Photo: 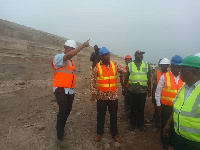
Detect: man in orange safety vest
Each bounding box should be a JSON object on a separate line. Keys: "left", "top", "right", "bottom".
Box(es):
{"left": 155, "top": 55, "right": 183, "bottom": 150}
{"left": 52, "top": 39, "right": 90, "bottom": 147}
{"left": 90, "top": 47, "right": 126, "bottom": 143}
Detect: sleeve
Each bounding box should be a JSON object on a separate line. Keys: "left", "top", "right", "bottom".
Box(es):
{"left": 155, "top": 75, "right": 165, "bottom": 106}
{"left": 147, "top": 63, "right": 151, "bottom": 80}
{"left": 90, "top": 66, "right": 97, "bottom": 94}
{"left": 53, "top": 53, "right": 65, "bottom": 69}
{"left": 90, "top": 52, "right": 95, "bottom": 61}
{"left": 115, "top": 62, "right": 127, "bottom": 74}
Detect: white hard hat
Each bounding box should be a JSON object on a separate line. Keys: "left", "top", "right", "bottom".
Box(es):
{"left": 64, "top": 40, "right": 77, "bottom": 49}
{"left": 159, "top": 58, "right": 170, "bottom": 65}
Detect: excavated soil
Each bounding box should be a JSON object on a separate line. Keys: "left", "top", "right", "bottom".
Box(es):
{"left": 0, "top": 19, "right": 161, "bottom": 150}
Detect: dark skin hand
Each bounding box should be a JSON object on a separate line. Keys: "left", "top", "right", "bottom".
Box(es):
{"left": 91, "top": 93, "right": 96, "bottom": 101}
{"left": 163, "top": 114, "right": 173, "bottom": 138}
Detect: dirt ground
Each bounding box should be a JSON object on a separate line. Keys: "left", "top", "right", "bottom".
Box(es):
{"left": 0, "top": 19, "right": 162, "bottom": 150}
{"left": 0, "top": 70, "right": 162, "bottom": 150}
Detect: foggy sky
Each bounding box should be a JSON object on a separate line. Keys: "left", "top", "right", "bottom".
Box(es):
{"left": 0, "top": 0, "right": 200, "bottom": 63}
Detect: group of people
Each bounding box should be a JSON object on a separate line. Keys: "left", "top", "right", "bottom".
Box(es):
{"left": 52, "top": 39, "right": 200, "bottom": 150}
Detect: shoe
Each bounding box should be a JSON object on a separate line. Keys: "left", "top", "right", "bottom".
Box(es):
{"left": 57, "top": 139, "right": 67, "bottom": 148}
{"left": 112, "top": 135, "right": 122, "bottom": 143}
{"left": 138, "top": 126, "right": 146, "bottom": 132}
{"left": 94, "top": 134, "right": 102, "bottom": 142}
{"left": 128, "top": 124, "right": 135, "bottom": 131}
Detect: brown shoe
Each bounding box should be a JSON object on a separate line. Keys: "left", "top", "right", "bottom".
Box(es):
{"left": 112, "top": 135, "right": 122, "bottom": 143}
{"left": 94, "top": 134, "right": 102, "bottom": 142}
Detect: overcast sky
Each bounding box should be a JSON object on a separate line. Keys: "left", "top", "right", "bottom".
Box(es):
{"left": 0, "top": 0, "right": 200, "bottom": 63}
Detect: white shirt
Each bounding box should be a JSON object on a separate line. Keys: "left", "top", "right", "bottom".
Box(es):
{"left": 155, "top": 72, "right": 180, "bottom": 106}
{"left": 53, "top": 53, "right": 74, "bottom": 95}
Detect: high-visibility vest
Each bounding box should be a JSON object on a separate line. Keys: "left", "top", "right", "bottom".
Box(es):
{"left": 173, "top": 84, "right": 200, "bottom": 142}
{"left": 96, "top": 61, "right": 117, "bottom": 92}
{"left": 128, "top": 61, "right": 148, "bottom": 86}
{"left": 156, "top": 70, "right": 162, "bottom": 85}
{"left": 161, "top": 72, "right": 183, "bottom": 106}
{"left": 52, "top": 59, "right": 76, "bottom": 88}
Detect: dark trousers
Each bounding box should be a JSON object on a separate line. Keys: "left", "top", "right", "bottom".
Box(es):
{"left": 174, "top": 133, "right": 200, "bottom": 150}
{"left": 97, "top": 100, "right": 118, "bottom": 136}
{"left": 128, "top": 91, "right": 147, "bottom": 127}
{"left": 124, "top": 88, "right": 130, "bottom": 119}
{"left": 152, "top": 98, "right": 160, "bottom": 128}
{"left": 54, "top": 88, "right": 74, "bottom": 140}
{"left": 161, "top": 104, "right": 175, "bottom": 148}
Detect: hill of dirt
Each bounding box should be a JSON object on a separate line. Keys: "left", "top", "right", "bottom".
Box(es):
{"left": 0, "top": 19, "right": 161, "bottom": 150}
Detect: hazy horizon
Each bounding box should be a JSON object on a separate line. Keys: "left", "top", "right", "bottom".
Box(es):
{"left": 0, "top": 0, "right": 199, "bottom": 63}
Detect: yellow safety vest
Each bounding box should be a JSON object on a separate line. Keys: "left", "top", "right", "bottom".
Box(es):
{"left": 128, "top": 61, "right": 148, "bottom": 86}
{"left": 173, "top": 84, "right": 200, "bottom": 142}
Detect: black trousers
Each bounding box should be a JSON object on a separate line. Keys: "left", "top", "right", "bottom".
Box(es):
{"left": 54, "top": 88, "right": 74, "bottom": 140}
{"left": 174, "top": 133, "right": 200, "bottom": 150}
{"left": 161, "top": 104, "right": 175, "bottom": 148}
{"left": 124, "top": 88, "right": 130, "bottom": 119}
{"left": 97, "top": 100, "right": 118, "bottom": 136}
{"left": 128, "top": 91, "right": 147, "bottom": 127}
{"left": 152, "top": 98, "right": 161, "bottom": 128}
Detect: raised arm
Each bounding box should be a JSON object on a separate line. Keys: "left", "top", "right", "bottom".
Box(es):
{"left": 63, "top": 39, "right": 90, "bottom": 61}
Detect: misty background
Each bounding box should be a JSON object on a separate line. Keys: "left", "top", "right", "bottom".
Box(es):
{"left": 0, "top": 0, "right": 199, "bottom": 64}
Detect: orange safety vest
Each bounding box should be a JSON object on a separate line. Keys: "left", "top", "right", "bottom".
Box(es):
{"left": 52, "top": 59, "right": 76, "bottom": 88}
{"left": 156, "top": 70, "right": 162, "bottom": 85}
{"left": 96, "top": 61, "right": 117, "bottom": 92}
{"left": 161, "top": 71, "right": 183, "bottom": 106}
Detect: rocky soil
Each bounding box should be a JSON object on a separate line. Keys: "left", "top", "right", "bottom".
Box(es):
{"left": 0, "top": 19, "right": 162, "bottom": 150}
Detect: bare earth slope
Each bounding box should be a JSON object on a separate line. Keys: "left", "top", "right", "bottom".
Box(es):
{"left": 0, "top": 19, "right": 161, "bottom": 150}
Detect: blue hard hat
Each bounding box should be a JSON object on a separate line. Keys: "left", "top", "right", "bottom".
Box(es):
{"left": 171, "top": 55, "right": 183, "bottom": 65}
{"left": 99, "top": 47, "right": 110, "bottom": 55}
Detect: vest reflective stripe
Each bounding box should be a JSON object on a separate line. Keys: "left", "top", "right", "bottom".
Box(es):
{"left": 52, "top": 59, "right": 76, "bottom": 88}
{"left": 128, "top": 61, "right": 148, "bottom": 86}
{"left": 55, "top": 61, "right": 75, "bottom": 74}
{"left": 97, "top": 76, "right": 116, "bottom": 80}
{"left": 156, "top": 71, "right": 162, "bottom": 85}
{"left": 161, "top": 72, "right": 183, "bottom": 106}
{"left": 130, "top": 73, "right": 147, "bottom": 75}
{"left": 97, "top": 83, "right": 116, "bottom": 87}
{"left": 173, "top": 84, "right": 200, "bottom": 142}
{"left": 96, "top": 61, "right": 117, "bottom": 92}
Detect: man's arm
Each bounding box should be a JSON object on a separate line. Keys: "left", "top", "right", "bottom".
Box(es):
{"left": 152, "top": 73, "right": 157, "bottom": 100}
{"left": 115, "top": 62, "right": 127, "bottom": 74}
{"left": 90, "top": 66, "right": 97, "bottom": 101}
{"left": 63, "top": 39, "right": 90, "bottom": 61}
{"left": 119, "top": 74, "right": 123, "bottom": 87}
{"left": 147, "top": 64, "right": 151, "bottom": 96}
{"left": 155, "top": 75, "right": 165, "bottom": 107}
{"left": 152, "top": 83, "right": 157, "bottom": 100}
{"left": 90, "top": 52, "right": 95, "bottom": 62}
{"left": 123, "top": 66, "right": 130, "bottom": 89}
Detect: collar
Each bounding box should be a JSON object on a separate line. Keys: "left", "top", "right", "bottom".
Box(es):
{"left": 99, "top": 60, "right": 110, "bottom": 66}
{"left": 185, "top": 79, "right": 200, "bottom": 89}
